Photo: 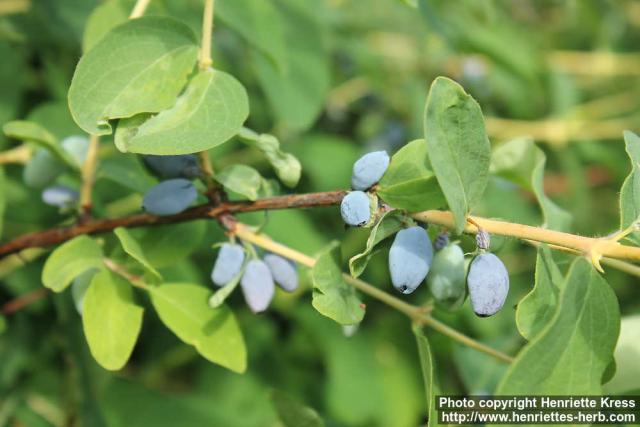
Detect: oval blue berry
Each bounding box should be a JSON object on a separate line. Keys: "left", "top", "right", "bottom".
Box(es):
{"left": 351, "top": 150, "right": 390, "bottom": 190}
{"left": 467, "top": 253, "right": 509, "bottom": 317}
{"left": 142, "top": 179, "right": 197, "bottom": 216}
{"left": 42, "top": 185, "right": 79, "bottom": 209}
{"left": 143, "top": 154, "right": 201, "bottom": 179}
{"left": 389, "top": 226, "right": 433, "bottom": 294}
{"left": 61, "top": 135, "right": 90, "bottom": 166}
{"left": 240, "top": 260, "right": 275, "bottom": 313}
{"left": 426, "top": 244, "right": 466, "bottom": 305}
{"left": 211, "top": 243, "right": 245, "bottom": 287}
{"left": 340, "top": 191, "right": 371, "bottom": 226}
{"left": 264, "top": 254, "right": 298, "bottom": 292}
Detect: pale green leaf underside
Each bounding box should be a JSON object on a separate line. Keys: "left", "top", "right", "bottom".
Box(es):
{"left": 82, "top": 270, "right": 144, "bottom": 371}
{"left": 515, "top": 245, "right": 564, "bottom": 340}
{"left": 115, "top": 68, "right": 249, "bottom": 155}
{"left": 150, "top": 283, "right": 246, "bottom": 373}
{"left": 620, "top": 130, "right": 640, "bottom": 230}
{"left": 349, "top": 210, "right": 405, "bottom": 277}
{"left": 270, "top": 390, "right": 325, "bottom": 427}
{"left": 424, "top": 77, "right": 491, "bottom": 233}
{"left": 497, "top": 258, "right": 620, "bottom": 396}
{"left": 114, "top": 227, "right": 162, "bottom": 282}
{"left": 42, "top": 236, "right": 104, "bottom": 292}
{"left": 377, "top": 139, "right": 445, "bottom": 212}
{"left": 312, "top": 242, "right": 365, "bottom": 325}
{"left": 69, "top": 16, "right": 199, "bottom": 135}
{"left": 215, "top": 164, "right": 263, "bottom": 201}
{"left": 238, "top": 127, "right": 301, "bottom": 188}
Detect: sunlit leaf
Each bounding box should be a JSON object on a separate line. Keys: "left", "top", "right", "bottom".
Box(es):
{"left": 42, "top": 236, "right": 104, "bottom": 292}
{"left": 114, "top": 227, "right": 162, "bottom": 282}
{"left": 215, "top": 164, "right": 264, "bottom": 201}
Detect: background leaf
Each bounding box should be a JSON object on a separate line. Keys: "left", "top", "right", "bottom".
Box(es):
{"left": 115, "top": 69, "right": 248, "bottom": 154}
{"left": 424, "top": 77, "right": 491, "bottom": 233}
{"left": 270, "top": 390, "right": 324, "bottom": 427}
{"left": 377, "top": 139, "right": 445, "bottom": 211}
{"left": 238, "top": 128, "right": 301, "bottom": 188}
{"left": 215, "top": 164, "right": 264, "bottom": 201}
{"left": 619, "top": 130, "right": 640, "bottom": 231}
{"left": 150, "top": 283, "right": 246, "bottom": 373}
{"left": 413, "top": 326, "right": 440, "bottom": 427}
{"left": 69, "top": 16, "right": 199, "bottom": 135}
{"left": 42, "top": 236, "right": 104, "bottom": 292}
{"left": 82, "top": 0, "right": 129, "bottom": 52}
{"left": 82, "top": 270, "right": 144, "bottom": 370}
{"left": 312, "top": 242, "right": 365, "bottom": 325}
{"left": 491, "top": 137, "right": 571, "bottom": 231}
{"left": 497, "top": 258, "right": 620, "bottom": 395}
{"left": 3, "top": 120, "right": 78, "bottom": 169}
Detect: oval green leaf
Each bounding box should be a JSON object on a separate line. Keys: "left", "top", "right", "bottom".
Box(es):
{"left": 69, "top": 16, "right": 199, "bottom": 135}
{"left": 214, "top": 164, "right": 264, "bottom": 201}
{"left": 114, "top": 227, "right": 162, "bottom": 282}
{"left": 82, "top": 270, "right": 144, "bottom": 370}
{"left": 424, "top": 77, "right": 491, "bottom": 233}
{"left": 150, "top": 283, "right": 246, "bottom": 373}
{"left": 114, "top": 68, "right": 249, "bottom": 154}
{"left": 42, "top": 236, "right": 104, "bottom": 292}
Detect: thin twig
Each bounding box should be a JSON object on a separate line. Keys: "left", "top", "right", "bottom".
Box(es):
{"left": 0, "top": 145, "right": 31, "bottom": 165}
{"left": 79, "top": 135, "right": 100, "bottom": 220}
{"left": 199, "top": 0, "right": 215, "bottom": 70}
{"left": 232, "top": 222, "right": 513, "bottom": 363}
{"left": 129, "top": 0, "right": 151, "bottom": 19}
{"left": 103, "top": 258, "right": 148, "bottom": 289}
{"left": 1, "top": 288, "right": 48, "bottom": 315}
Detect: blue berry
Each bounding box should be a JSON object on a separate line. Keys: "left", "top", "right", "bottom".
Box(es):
{"left": 142, "top": 179, "right": 197, "bottom": 216}
{"left": 211, "top": 243, "right": 245, "bottom": 287}
{"left": 42, "top": 186, "right": 79, "bottom": 209}
{"left": 467, "top": 253, "right": 509, "bottom": 317}
{"left": 433, "top": 232, "right": 450, "bottom": 251}
{"left": 351, "top": 150, "right": 390, "bottom": 190}
{"left": 426, "top": 244, "right": 466, "bottom": 305}
{"left": 340, "top": 191, "right": 371, "bottom": 226}
{"left": 389, "top": 226, "right": 433, "bottom": 294}
{"left": 240, "top": 260, "right": 275, "bottom": 313}
{"left": 61, "top": 135, "right": 90, "bottom": 166}
{"left": 264, "top": 254, "right": 298, "bottom": 292}
{"left": 143, "top": 155, "right": 201, "bottom": 179}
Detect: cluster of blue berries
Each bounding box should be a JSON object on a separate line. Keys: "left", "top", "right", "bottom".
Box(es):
{"left": 141, "top": 155, "right": 201, "bottom": 216}
{"left": 339, "top": 150, "right": 509, "bottom": 317}
{"left": 211, "top": 243, "right": 298, "bottom": 313}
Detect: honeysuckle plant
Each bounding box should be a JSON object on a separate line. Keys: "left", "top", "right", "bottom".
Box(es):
{"left": 0, "top": 0, "right": 638, "bottom": 425}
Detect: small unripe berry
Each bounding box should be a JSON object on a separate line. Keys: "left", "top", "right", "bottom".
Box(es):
{"left": 426, "top": 243, "right": 466, "bottom": 305}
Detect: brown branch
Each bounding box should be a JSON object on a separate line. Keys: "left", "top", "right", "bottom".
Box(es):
{"left": 0, "top": 191, "right": 346, "bottom": 258}
{"left": 2, "top": 288, "right": 48, "bottom": 315}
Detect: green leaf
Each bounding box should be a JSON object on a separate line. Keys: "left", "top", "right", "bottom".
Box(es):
{"left": 620, "top": 130, "right": 640, "bottom": 230}
{"left": 270, "top": 390, "right": 324, "bottom": 427}
{"left": 412, "top": 326, "right": 440, "bottom": 427}
{"left": 3, "top": 120, "right": 77, "bottom": 169}
{"left": 217, "top": 0, "right": 286, "bottom": 69}
{"left": 215, "top": 164, "right": 264, "bottom": 201}
{"left": 377, "top": 139, "right": 445, "bottom": 211}
{"left": 491, "top": 137, "right": 571, "bottom": 231}
{"left": 238, "top": 127, "right": 301, "bottom": 188}
{"left": 312, "top": 242, "right": 365, "bottom": 325}
{"left": 150, "top": 283, "right": 246, "bottom": 373}
{"left": 114, "top": 68, "right": 249, "bottom": 154}
{"left": 515, "top": 245, "right": 564, "bottom": 340}
{"left": 82, "top": 270, "right": 144, "bottom": 371}
{"left": 349, "top": 210, "right": 406, "bottom": 277}
{"left": 82, "top": 0, "right": 129, "bottom": 52}
{"left": 42, "top": 236, "right": 104, "bottom": 292}
{"left": 114, "top": 227, "right": 162, "bottom": 282}
{"left": 68, "top": 16, "right": 199, "bottom": 135}
{"left": 97, "top": 156, "right": 156, "bottom": 193}
{"left": 252, "top": 0, "right": 329, "bottom": 130}
{"left": 424, "top": 77, "right": 491, "bottom": 233}
{"left": 497, "top": 258, "right": 620, "bottom": 395}
{"left": 138, "top": 222, "right": 206, "bottom": 268}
